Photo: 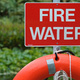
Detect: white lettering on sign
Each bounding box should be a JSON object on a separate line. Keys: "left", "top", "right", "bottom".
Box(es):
{"left": 40, "top": 9, "right": 49, "bottom": 22}
{"left": 30, "top": 27, "right": 80, "bottom": 40}
{"left": 44, "top": 27, "right": 55, "bottom": 40}
{"left": 75, "top": 27, "right": 80, "bottom": 40}
{"left": 54, "top": 9, "right": 64, "bottom": 22}
{"left": 64, "top": 27, "right": 73, "bottom": 40}
{"left": 53, "top": 27, "right": 63, "bottom": 40}
{"left": 40, "top": 8, "right": 75, "bottom": 22}
{"left": 50, "top": 9, "right": 53, "bottom": 22}
{"left": 29, "top": 8, "right": 78, "bottom": 41}
{"left": 66, "top": 9, "right": 75, "bottom": 22}
{"left": 30, "top": 27, "right": 45, "bottom": 40}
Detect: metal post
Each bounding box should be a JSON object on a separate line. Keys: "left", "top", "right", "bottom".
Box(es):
{"left": 53, "top": 46, "right": 60, "bottom": 53}
{"left": 53, "top": 0, "right": 60, "bottom": 53}
{"left": 53, "top": 0, "right": 60, "bottom": 2}
{"left": 53, "top": 0, "right": 61, "bottom": 79}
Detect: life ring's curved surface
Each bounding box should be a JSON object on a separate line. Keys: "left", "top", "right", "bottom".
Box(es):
{"left": 13, "top": 54, "right": 80, "bottom": 80}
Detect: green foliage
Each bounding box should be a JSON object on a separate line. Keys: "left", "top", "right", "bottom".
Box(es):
{"left": 0, "top": 46, "right": 80, "bottom": 80}
{"left": 0, "top": 18, "right": 24, "bottom": 49}
{"left": 0, "top": 0, "right": 41, "bottom": 23}
{"left": 62, "top": 46, "right": 80, "bottom": 57}
{"left": 0, "top": 0, "right": 80, "bottom": 23}
{"left": 0, "top": 47, "right": 53, "bottom": 73}
{"left": 70, "top": 0, "right": 80, "bottom": 2}
{"left": 0, "top": 75, "right": 15, "bottom": 80}
{"left": 0, "top": 0, "right": 25, "bottom": 22}
{"left": 0, "top": 46, "right": 80, "bottom": 73}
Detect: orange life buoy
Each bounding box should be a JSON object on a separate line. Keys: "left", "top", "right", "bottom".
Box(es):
{"left": 13, "top": 54, "right": 80, "bottom": 80}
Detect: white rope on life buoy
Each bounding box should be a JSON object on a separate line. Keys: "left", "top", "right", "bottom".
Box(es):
{"left": 54, "top": 70, "right": 68, "bottom": 80}
{"left": 54, "top": 51, "right": 72, "bottom": 80}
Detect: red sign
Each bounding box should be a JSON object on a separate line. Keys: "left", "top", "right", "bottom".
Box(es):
{"left": 25, "top": 3, "right": 80, "bottom": 46}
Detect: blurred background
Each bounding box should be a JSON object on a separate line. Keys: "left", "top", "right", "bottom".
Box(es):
{"left": 0, "top": 0, "right": 80, "bottom": 80}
